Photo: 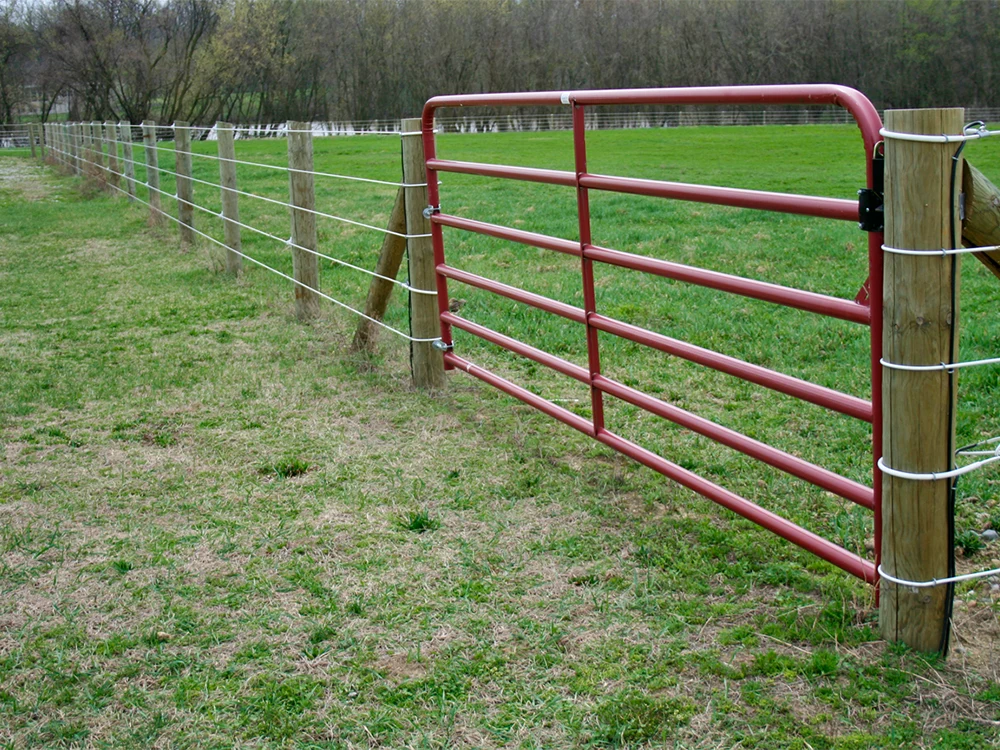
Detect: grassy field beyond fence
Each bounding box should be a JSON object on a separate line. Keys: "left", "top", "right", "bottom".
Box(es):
{"left": 1, "top": 125, "right": 999, "bottom": 748}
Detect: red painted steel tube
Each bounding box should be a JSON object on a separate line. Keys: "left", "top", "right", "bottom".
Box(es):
{"left": 427, "top": 158, "right": 576, "bottom": 188}
{"left": 443, "top": 312, "right": 590, "bottom": 384}
{"left": 429, "top": 159, "right": 855, "bottom": 222}
{"left": 585, "top": 244, "right": 871, "bottom": 325}
{"left": 422, "top": 85, "right": 883, "bottom": 144}
{"left": 446, "top": 352, "right": 874, "bottom": 583}
{"left": 445, "top": 352, "right": 594, "bottom": 436}
{"left": 574, "top": 103, "right": 606, "bottom": 435}
{"left": 594, "top": 375, "right": 874, "bottom": 509}
{"left": 581, "top": 174, "right": 858, "bottom": 222}
{"left": 590, "top": 314, "right": 872, "bottom": 422}
{"left": 438, "top": 265, "right": 587, "bottom": 324}
{"left": 596, "top": 428, "right": 877, "bottom": 584}
{"left": 433, "top": 213, "right": 581, "bottom": 256}
{"left": 445, "top": 308, "right": 872, "bottom": 509}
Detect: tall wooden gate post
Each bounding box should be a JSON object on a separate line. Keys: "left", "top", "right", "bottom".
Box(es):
{"left": 216, "top": 122, "right": 243, "bottom": 275}
{"left": 879, "top": 108, "right": 964, "bottom": 653}
{"left": 400, "top": 117, "right": 445, "bottom": 389}
{"left": 142, "top": 120, "right": 162, "bottom": 222}
{"left": 287, "top": 121, "right": 321, "bottom": 321}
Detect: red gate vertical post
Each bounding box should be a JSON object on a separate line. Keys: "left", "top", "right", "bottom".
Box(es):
{"left": 572, "top": 101, "right": 603, "bottom": 436}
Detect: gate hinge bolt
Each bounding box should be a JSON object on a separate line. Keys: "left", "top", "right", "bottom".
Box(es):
{"left": 423, "top": 205, "right": 440, "bottom": 220}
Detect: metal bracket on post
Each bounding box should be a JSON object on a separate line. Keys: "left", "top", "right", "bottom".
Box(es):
{"left": 432, "top": 340, "right": 453, "bottom": 352}
{"left": 858, "top": 151, "right": 884, "bottom": 232}
{"left": 422, "top": 205, "right": 439, "bottom": 220}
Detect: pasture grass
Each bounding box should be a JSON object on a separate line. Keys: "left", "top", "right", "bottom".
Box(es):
{"left": 0, "top": 124, "right": 999, "bottom": 748}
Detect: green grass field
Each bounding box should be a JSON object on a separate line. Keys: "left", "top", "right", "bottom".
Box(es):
{"left": 1, "top": 124, "right": 999, "bottom": 748}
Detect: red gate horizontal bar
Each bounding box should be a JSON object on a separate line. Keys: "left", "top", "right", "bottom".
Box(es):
{"left": 445, "top": 310, "right": 872, "bottom": 508}
{"left": 585, "top": 244, "right": 871, "bottom": 325}
{"left": 596, "top": 429, "right": 877, "bottom": 584}
{"left": 589, "top": 314, "right": 872, "bottom": 422}
{"left": 593, "top": 375, "right": 873, "bottom": 509}
{"left": 445, "top": 351, "right": 594, "bottom": 436}
{"left": 434, "top": 213, "right": 581, "bottom": 256}
{"left": 445, "top": 350, "right": 875, "bottom": 584}
{"left": 428, "top": 158, "right": 577, "bottom": 188}
{"left": 580, "top": 174, "right": 858, "bottom": 222}
{"left": 429, "top": 158, "right": 857, "bottom": 221}
{"left": 439, "top": 265, "right": 586, "bottom": 323}
{"left": 442, "top": 311, "right": 590, "bottom": 383}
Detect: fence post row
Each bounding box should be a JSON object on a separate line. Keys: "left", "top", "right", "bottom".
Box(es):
{"left": 879, "top": 107, "right": 964, "bottom": 654}
{"left": 216, "top": 121, "right": 243, "bottom": 276}
{"left": 400, "top": 117, "right": 446, "bottom": 389}
{"left": 142, "top": 120, "right": 162, "bottom": 222}
{"left": 174, "top": 122, "right": 195, "bottom": 248}
{"left": 120, "top": 123, "right": 136, "bottom": 201}
{"left": 287, "top": 120, "right": 321, "bottom": 321}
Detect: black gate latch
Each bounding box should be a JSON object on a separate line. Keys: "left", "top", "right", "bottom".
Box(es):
{"left": 858, "top": 151, "right": 884, "bottom": 232}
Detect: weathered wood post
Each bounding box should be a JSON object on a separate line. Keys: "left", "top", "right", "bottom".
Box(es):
{"left": 120, "top": 123, "right": 136, "bottom": 201}
{"left": 28, "top": 124, "right": 36, "bottom": 158}
{"left": 174, "top": 122, "right": 195, "bottom": 248}
{"left": 287, "top": 121, "right": 321, "bottom": 321}
{"left": 879, "top": 108, "right": 963, "bottom": 654}
{"left": 400, "top": 117, "right": 445, "bottom": 388}
{"left": 38, "top": 123, "right": 46, "bottom": 159}
{"left": 142, "top": 120, "right": 162, "bottom": 222}
{"left": 216, "top": 122, "right": 243, "bottom": 275}
{"left": 104, "top": 122, "right": 120, "bottom": 190}
{"left": 90, "top": 123, "right": 105, "bottom": 179}
{"left": 71, "top": 123, "right": 82, "bottom": 175}
{"left": 352, "top": 187, "right": 406, "bottom": 351}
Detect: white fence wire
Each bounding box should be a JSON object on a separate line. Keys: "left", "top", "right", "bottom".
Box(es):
{"left": 43, "top": 122, "right": 438, "bottom": 343}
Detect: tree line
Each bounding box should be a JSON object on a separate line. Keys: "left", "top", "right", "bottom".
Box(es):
{"left": 1, "top": 0, "right": 997, "bottom": 126}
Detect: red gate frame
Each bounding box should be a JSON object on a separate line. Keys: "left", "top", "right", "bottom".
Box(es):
{"left": 421, "top": 85, "right": 884, "bottom": 585}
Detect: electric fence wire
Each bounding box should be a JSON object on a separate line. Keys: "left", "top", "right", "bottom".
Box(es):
{"left": 47, "top": 137, "right": 440, "bottom": 344}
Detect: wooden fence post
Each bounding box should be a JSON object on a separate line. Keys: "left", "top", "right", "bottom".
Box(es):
{"left": 216, "top": 122, "right": 243, "bottom": 275}
{"left": 120, "top": 123, "right": 136, "bottom": 201}
{"left": 287, "top": 121, "right": 321, "bottom": 321}
{"left": 879, "top": 107, "right": 964, "bottom": 654}
{"left": 91, "top": 123, "right": 105, "bottom": 179}
{"left": 142, "top": 120, "right": 162, "bottom": 222}
{"left": 352, "top": 187, "right": 406, "bottom": 351}
{"left": 38, "top": 123, "right": 46, "bottom": 159}
{"left": 174, "top": 122, "right": 195, "bottom": 248}
{"left": 400, "top": 117, "right": 445, "bottom": 389}
{"left": 72, "top": 124, "right": 82, "bottom": 175}
{"left": 28, "top": 124, "right": 36, "bottom": 158}
{"left": 104, "top": 122, "right": 120, "bottom": 190}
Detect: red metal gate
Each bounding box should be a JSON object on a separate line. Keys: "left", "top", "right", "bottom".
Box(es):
{"left": 421, "top": 85, "right": 884, "bottom": 585}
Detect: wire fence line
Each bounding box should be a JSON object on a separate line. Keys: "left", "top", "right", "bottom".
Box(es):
{"left": 40, "top": 120, "right": 442, "bottom": 354}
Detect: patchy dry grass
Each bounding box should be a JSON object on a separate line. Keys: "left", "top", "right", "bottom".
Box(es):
{"left": 1, "top": 142, "right": 999, "bottom": 749}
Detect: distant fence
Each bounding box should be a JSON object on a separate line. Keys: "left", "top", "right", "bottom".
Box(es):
{"left": 7, "top": 106, "right": 1000, "bottom": 149}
